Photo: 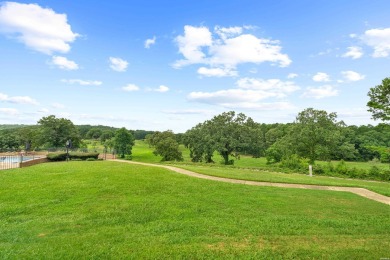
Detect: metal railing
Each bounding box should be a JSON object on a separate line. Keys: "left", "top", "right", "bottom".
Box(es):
{"left": 0, "top": 154, "right": 22, "bottom": 170}
{"left": 0, "top": 152, "right": 45, "bottom": 170}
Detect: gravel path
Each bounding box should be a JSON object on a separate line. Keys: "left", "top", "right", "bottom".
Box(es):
{"left": 110, "top": 159, "right": 390, "bottom": 206}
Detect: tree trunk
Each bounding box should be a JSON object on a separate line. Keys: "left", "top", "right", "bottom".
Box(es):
{"left": 221, "top": 151, "right": 229, "bottom": 165}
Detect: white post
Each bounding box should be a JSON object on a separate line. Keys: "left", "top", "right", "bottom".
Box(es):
{"left": 309, "top": 165, "right": 313, "bottom": 177}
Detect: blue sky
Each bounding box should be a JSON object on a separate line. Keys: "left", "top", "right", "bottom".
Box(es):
{"left": 0, "top": 0, "right": 389, "bottom": 132}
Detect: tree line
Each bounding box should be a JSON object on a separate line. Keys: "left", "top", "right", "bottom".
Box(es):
{"left": 1, "top": 77, "right": 389, "bottom": 165}
{"left": 182, "top": 109, "right": 389, "bottom": 165}
{"left": 0, "top": 115, "right": 151, "bottom": 158}
{"left": 0, "top": 110, "right": 389, "bottom": 163}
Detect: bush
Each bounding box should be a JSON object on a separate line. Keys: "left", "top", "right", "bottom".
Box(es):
{"left": 47, "top": 152, "right": 67, "bottom": 161}
{"left": 369, "top": 166, "right": 381, "bottom": 178}
{"left": 86, "top": 158, "right": 96, "bottom": 161}
{"left": 280, "top": 154, "right": 308, "bottom": 172}
{"left": 70, "top": 152, "right": 99, "bottom": 160}
{"left": 335, "top": 160, "right": 348, "bottom": 175}
{"left": 313, "top": 164, "right": 325, "bottom": 175}
{"left": 47, "top": 152, "right": 99, "bottom": 161}
{"left": 326, "top": 161, "right": 335, "bottom": 173}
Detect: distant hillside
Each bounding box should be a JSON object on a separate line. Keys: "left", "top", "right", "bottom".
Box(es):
{"left": 0, "top": 124, "right": 30, "bottom": 130}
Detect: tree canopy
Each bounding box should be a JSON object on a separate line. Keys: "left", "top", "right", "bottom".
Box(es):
{"left": 146, "top": 131, "right": 183, "bottom": 162}
{"left": 37, "top": 115, "right": 81, "bottom": 148}
{"left": 367, "top": 77, "right": 390, "bottom": 121}
{"left": 113, "top": 127, "right": 134, "bottom": 158}
{"left": 184, "top": 111, "right": 257, "bottom": 165}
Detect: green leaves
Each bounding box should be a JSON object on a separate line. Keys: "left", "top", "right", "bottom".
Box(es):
{"left": 147, "top": 131, "right": 183, "bottom": 162}
{"left": 37, "top": 115, "right": 81, "bottom": 148}
{"left": 184, "top": 111, "right": 260, "bottom": 165}
{"left": 113, "top": 127, "right": 134, "bottom": 158}
{"left": 367, "top": 77, "right": 390, "bottom": 121}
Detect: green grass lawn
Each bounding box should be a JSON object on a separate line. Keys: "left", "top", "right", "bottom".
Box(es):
{"left": 132, "top": 140, "right": 390, "bottom": 195}
{"left": 177, "top": 165, "right": 390, "bottom": 197}
{"left": 1, "top": 161, "right": 389, "bottom": 259}
{"left": 135, "top": 140, "right": 389, "bottom": 170}
{"left": 132, "top": 140, "right": 162, "bottom": 163}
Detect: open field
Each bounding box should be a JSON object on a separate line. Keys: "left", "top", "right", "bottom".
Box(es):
{"left": 131, "top": 140, "right": 390, "bottom": 194}
{"left": 134, "top": 140, "right": 390, "bottom": 171}
{"left": 176, "top": 165, "right": 390, "bottom": 197}
{"left": 1, "top": 161, "right": 389, "bottom": 258}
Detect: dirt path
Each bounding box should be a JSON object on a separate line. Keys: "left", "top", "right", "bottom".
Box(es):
{"left": 110, "top": 159, "right": 390, "bottom": 206}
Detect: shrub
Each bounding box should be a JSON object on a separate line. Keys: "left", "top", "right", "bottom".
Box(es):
{"left": 280, "top": 154, "right": 308, "bottom": 172}
{"left": 326, "top": 161, "right": 335, "bottom": 173}
{"left": 69, "top": 152, "right": 99, "bottom": 160}
{"left": 86, "top": 158, "right": 96, "bottom": 161}
{"left": 265, "top": 146, "right": 283, "bottom": 164}
{"left": 47, "top": 152, "right": 68, "bottom": 161}
{"left": 47, "top": 152, "right": 99, "bottom": 161}
{"left": 369, "top": 166, "right": 381, "bottom": 178}
{"left": 381, "top": 169, "right": 390, "bottom": 181}
{"left": 335, "top": 160, "right": 348, "bottom": 175}
{"left": 313, "top": 164, "right": 325, "bottom": 175}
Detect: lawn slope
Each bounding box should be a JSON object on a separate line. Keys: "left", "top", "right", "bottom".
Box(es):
{"left": 0, "top": 161, "right": 389, "bottom": 259}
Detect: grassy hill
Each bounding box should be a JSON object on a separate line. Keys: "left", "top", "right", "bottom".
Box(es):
{"left": 1, "top": 161, "right": 389, "bottom": 258}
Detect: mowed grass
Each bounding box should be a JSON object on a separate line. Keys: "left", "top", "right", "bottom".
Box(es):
{"left": 132, "top": 140, "right": 162, "bottom": 163}
{"left": 1, "top": 161, "right": 389, "bottom": 259}
{"left": 132, "top": 140, "right": 390, "bottom": 196}
{"left": 178, "top": 165, "right": 390, "bottom": 197}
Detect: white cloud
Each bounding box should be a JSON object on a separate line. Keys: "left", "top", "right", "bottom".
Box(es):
{"left": 0, "top": 107, "right": 19, "bottom": 115}
{"left": 189, "top": 89, "right": 280, "bottom": 103}
{"left": 145, "top": 85, "right": 168, "bottom": 92}
{"left": 52, "top": 56, "right": 78, "bottom": 70}
{"left": 187, "top": 77, "right": 299, "bottom": 110}
{"left": 122, "top": 84, "right": 140, "bottom": 92}
{"left": 0, "top": 2, "right": 79, "bottom": 54}
{"left": 287, "top": 73, "right": 298, "bottom": 79}
{"left": 173, "top": 25, "right": 291, "bottom": 76}
{"left": 236, "top": 78, "right": 300, "bottom": 95}
{"left": 197, "top": 67, "right": 238, "bottom": 77}
{"left": 51, "top": 102, "right": 65, "bottom": 109}
{"left": 0, "top": 92, "right": 39, "bottom": 105}
{"left": 144, "top": 36, "right": 156, "bottom": 48}
{"left": 209, "top": 34, "right": 291, "bottom": 68}
{"left": 109, "top": 57, "right": 128, "bottom": 72}
{"left": 341, "top": 70, "right": 365, "bottom": 82}
{"left": 174, "top": 25, "right": 213, "bottom": 67}
{"left": 361, "top": 28, "right": 390, "bottom": 57}
{"left": 155, "top": 85, "right": 169, "bottom": 93}
{"left": 61, "top": 79, "right": 102, "bottom": 86}
{"left": 302, "top": 85, "right": 338, "bottom": 99}
{"left": 214, "top": 26, "right": 243, "bottom": 39}
{"left": 342, "top": 46, "right": 363, "bottom": 59}
{"left": 188, "top": 88, "right": 295, "bottom": 110}
{"left": 312, "top": 72, "right": 330, "bottom": 82}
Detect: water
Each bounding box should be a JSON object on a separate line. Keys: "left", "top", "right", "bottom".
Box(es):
{"left": 0, "top": 156, "right": 38, "bottom": 163}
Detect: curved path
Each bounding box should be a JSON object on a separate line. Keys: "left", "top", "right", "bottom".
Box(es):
{"left": 110, "top": 159, "right": 390, "bottom": 206}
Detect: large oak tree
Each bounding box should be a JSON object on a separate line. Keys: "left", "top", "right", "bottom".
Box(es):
{"left": 367, "top": 77, "right": 390, "bottom": 121}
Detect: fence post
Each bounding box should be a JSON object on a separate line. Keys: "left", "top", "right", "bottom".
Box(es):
{"left": 19, "top": 153, "right": 23, "bottom": 168}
